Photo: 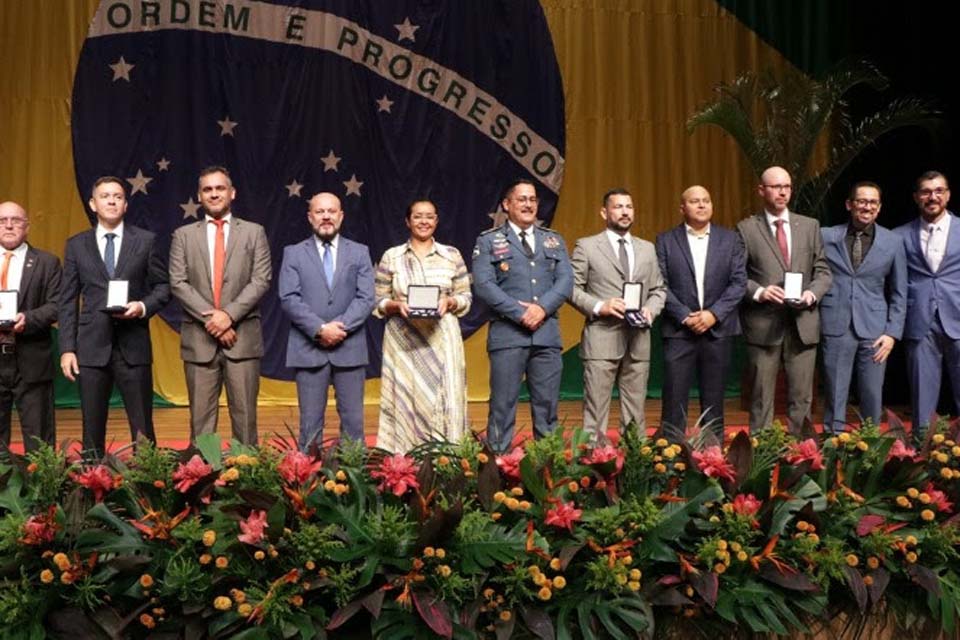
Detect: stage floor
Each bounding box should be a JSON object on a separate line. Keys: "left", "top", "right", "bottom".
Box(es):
{"left": 6, "top": 399, "right": 904, "bottom": 450}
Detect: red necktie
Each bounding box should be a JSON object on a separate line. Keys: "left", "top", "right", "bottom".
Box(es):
{"left": 774, "top": 219, "right": 790, "bottom": 269}
{"left": 211, "top": 219, "right": 226, "bottom": 308}
{"left": 0, "top": 251, "right": 12, "bottom": 290}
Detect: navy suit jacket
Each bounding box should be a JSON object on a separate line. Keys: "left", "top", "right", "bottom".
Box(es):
{"left": 820, "top": 223, "right": 907, "bottom": 340}
{"left": 58, "top": 225, "right": 170, "bottom": 367}
{"left": 472, "top": 224, "right": 573, "bottom": 351}
{"left": 12, "top": 246, "right": 62, "bottom": 383}
{"left": 655, "top": 224, "right": 746, "bottom": 339}
{"left": 895, "top": 213, "right": 960, "bottom": 340}
{"left": 279, "top": 235, "right": 375, "bottom": 369}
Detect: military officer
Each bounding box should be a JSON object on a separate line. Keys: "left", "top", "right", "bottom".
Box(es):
{"left": 472, "top": 178, "right": 574, "bottom": 453}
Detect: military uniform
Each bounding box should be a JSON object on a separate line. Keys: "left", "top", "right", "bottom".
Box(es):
{"left": 472, "top": 223, "right": 573, "bottom": 452}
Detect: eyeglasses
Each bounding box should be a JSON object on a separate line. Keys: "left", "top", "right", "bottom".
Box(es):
{"left": 852, "top": 198, "right": 881, "bottom": 208}
{"left": 410, "top": 214, "right": 438, "bottom": 222}
{"left": 917, "top": 187, "right": 949, "bottom": 198}
{"left": 762, "top": 184, "right": 792, "bottom": 191}
{"left": 510, "top": 196, "right": 538, "bottom": 204}
{"left": 0, "top": 217, "right": 27, "bottom": 228}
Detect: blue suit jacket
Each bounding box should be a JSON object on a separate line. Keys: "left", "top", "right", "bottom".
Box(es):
{"left": 472, "top": 224, "right": 573, "bottom": 350}
{"left": 894, "top": 213, "right": 960, "bottom": 340}
{"left": 655, "top": 224, "right": 746, "bottom": 339}
{"left": 279, "top": 236, "right": 375, "bottom": 368}
{"left": 820, "top": 223, "right": 907, "bottom": 339}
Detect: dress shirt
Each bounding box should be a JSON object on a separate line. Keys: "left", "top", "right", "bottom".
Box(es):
{"left": 921, "top": 212, "right": 951, "bottom": 273}
{"left": 508, "top": 221, "right": 535, "bottom": 254}
{"left": 685, "top": 223, "right": 710, "bottom": 309}
{"left": 205, "top": 213, "right": 232, "bottom": 282}
{"left": 96, "top": 221, "right": 124, "bottom": 263}
{"left": 845, "top": 222, "right": 875, "bottom": 267}
{"left": 752, "top": 210, "right": 796, "bottom": 302}
{"left": 2, "top": 242, "right": 29, "bottom": 291}
{"left": 314, "top": 233, "right": 340, "bottom": 279}
{"left": 590, "top": 230, "right": 637, "bottom": 317}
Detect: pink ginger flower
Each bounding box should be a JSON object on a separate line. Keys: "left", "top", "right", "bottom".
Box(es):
{"left": 20, "top": 506, "right": 59, "bottom": 546}
{"left": 370, "top": 454, "right": 420, "bottom": 497}
{"left": 172, "top": 455, "right": 213, "bottom": 493}
{"left": 785, "top": 438, "right": 825, "bottom": 471}
{"left": 278, "top": 450, "right": 323, "bottom": 485}
{"left": 495, "top": 447, "right": 525, "bottom": 480}
{"left": 731, "top": 493, "right": 763, "bottom": 516}
{"left": 238, "top": 510, "right": 269, "bottom": 545}
{"left": 922, "top": 482, "right": 954, "bottom": 513}
{"left": 544, "top": 501, "right": 583, "bottom": 532}
{"left": 887, "top": 439, "right": 917, "bottom": 461}
{"left": 580, "top": 445, "right": 625, "bottom": 477}
{"left": 71, "top": 465, "right": 116, "bottom": 502}
{"left": 691, "top": 446, "right": 737, "bottom": 482}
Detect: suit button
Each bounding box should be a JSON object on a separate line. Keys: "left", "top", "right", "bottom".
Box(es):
{"left": 533, "top": 296, "right": 539, "bottom": 302}
{"left": 530, "top": 261, "right": 535, "bottom": 267}
{"left": 531, "top": 278, "right": 537, "bottom": 284}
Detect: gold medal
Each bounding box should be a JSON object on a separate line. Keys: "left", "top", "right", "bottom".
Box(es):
{"left": 499, "top": 262, "right": 510, "bottom": 272}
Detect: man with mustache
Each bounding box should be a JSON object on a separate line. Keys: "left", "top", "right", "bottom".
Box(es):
{"left": 569, "top": 188, "right": 666, "bottom": 437}
{"left": 895, "top": 171, "right": 960, "bottom": 434}
{"left": 169, "top": 166, "right": 271, "bottom": 445}
{"left": 473, "top": 178, "right": 573, "bottom": 453}
{"left": 279, "top": 192, "right": 374, "bottom": 450}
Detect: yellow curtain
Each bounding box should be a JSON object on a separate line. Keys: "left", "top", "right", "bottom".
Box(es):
{"left": 0, "top": 0, "right": 794, "bottom": 406}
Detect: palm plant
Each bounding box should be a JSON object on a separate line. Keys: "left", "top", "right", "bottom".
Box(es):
{"left": 687, "top": 58, "right": 940, "bottom": 219}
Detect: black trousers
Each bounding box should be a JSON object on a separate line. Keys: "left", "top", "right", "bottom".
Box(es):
{"left": 661, "top": 335, "right": 733, "bottom": 441}
{"left": 0, "top": 348, "right": 55, "bottom": 452}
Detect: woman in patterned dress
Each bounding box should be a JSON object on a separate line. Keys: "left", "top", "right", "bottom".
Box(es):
{"left": 374, "top": 200, "right": 472, "bottom": 452}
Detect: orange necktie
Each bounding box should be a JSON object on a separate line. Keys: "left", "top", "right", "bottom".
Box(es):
{"left": 0, "top": 251, "right": 13, "bottom": 290}
{"left": 211, "top": 219, "right": 226, "bottom": 308}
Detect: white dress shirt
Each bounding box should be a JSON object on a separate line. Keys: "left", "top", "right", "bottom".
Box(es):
{"left": 205, "top": 213, "right": 232, "bottom": 286}
{"left": 314, "top": 233, "right": 340, "bottom": 279}
{"left": 96, "top": 221, "right": 124, "bottom": 263}
{"left": 591, "top": 230, "right": 636, "bottom": 317}
{"left": 685, "top": 223, "right": 710, "bottom": 309}
{"left": 921, "top": 212, "right": 951, "bottom": 273}
{"left": 509, "top": 221, "right": 536, "bottom": 254}
{"left": 2, "top": 242, "right": 29, "bottom": 291}
{"left": 753, "top": 210, "right": 793, "bottom": 302}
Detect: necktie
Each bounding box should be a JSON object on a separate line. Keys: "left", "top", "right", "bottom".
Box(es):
{"left": 618, "top": 238, "right": 630, "bottom": 279}
{"left": 926, "top": 225, "right": 941, "bottom": 272}
{"left": 519, "top": 230, "right": 534, "bottom": 258}
{"left": 211, "top": 220, "right": 226, "bottom": 308}
{"left": 774, "top": 219, "right": 790, "bottom": 269}
{"left": 852, "top": 231, "right": 863, "bottom": 270}
{"left": 104, "top": 233, "right": 117, "bottom": 278}
{"left": 322, "top": 241, "right": 334, "bottom": 288}
{"left": 0, "top": 251, "right": 13, "bottom": 290}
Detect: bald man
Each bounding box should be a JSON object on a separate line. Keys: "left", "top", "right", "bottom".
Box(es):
{"left": 279, "top": 192, "right": 374, "bottom": 450}
{"left": 737, "top": 166, "right": 832, "bottom": 432}
{"left": 0, "top": 202, "right": 61, "bottom": 451}
{"left": 655, "top": 186, "right": 746, "bottom": 439}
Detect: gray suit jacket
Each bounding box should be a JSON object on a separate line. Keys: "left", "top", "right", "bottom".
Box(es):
{"left": 169, "top": 216, "right": 272, "bottom": 363}
{"left": 569, "top": 232, "right": 666, "bottom": 360}
{"left": 737, "top": 212, "right": 832, "bottom": 346}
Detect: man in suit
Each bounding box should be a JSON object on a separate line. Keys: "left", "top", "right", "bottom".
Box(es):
{"left": 59, "top": 177, "right": 170, "bottom": 456}
{"left": 737, "top": 166, "right": 832, "bottom": 433}
{"left": 895, "top": 170, "right": 960, "bottom": 433}
{"left": 569, "top": 188, "right": 666, "bottom": 437}
{"left": 169, "top": 166, "right": 272, "bottom": 445}
{"left": 279, "top": 192, "right": 374, "bottom": 450}
{"left": 820, "top": 182, "right": 907, "bottom": 433}
{"left": 655, "top": 186, "right": 746, "bottom": 440}
{"left": 0, "top": 202, "right": 61, "bottom": 452}
{"left": 473, "top": 178, "right": 573, "bottom": 453}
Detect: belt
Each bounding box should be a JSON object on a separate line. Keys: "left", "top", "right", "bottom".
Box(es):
{"left": 0, "top": 343, "right": 15, "bottom": 355}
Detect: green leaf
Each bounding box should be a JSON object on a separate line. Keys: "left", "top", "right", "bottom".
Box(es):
{"left": 0, "top": 465, "right": 26, "bottom": 517}
{"left": 76, "top": 502, "right": 151, "bottom": 555}
{"left": 769, "top": 476, "right": 826, "bottom": 536}
{"left": 755, "top": 601, "right": 789, "bottom": 635}
{"left": 455, "top": 522, "right": 525, "bottom": 574}
{"left": 738, "top": 605, "right": 770, "bottom": 633}
{"left": 643, "top": 482, "right": 723, "bottom": 562}
{"left": 195, "top": 433, "right": 224, "bottom": 470}
{"left": 519, "top": 457, "right": 546, "bottom": 502}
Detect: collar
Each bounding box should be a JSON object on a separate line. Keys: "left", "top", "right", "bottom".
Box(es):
{"left": 405, "top": 238, "right": 440, "bottom": 256}
{"left": 314, "top": 233, "right": 340, "bottom": 250}
{"left": 922, "top": 211, "right": 950, "bottom": 231}
{"left": 605, "top": 229, "right": 632, "bottom": 245}
{"left": 848, "top": 222, "right": 874, "bottom": 237}
{"left": 2, "top": 242, "right": 28, "bottom": 259}
{"left": 508, "top": 221, "right": 534, "bottom": 238}
{"left": 205, "top": 213, "right": 232, "bottom": 225}
{"left": 685, "top": 223, "right": 711, "bottom": 238}
{"left": 96, "top": 221, "right": 124, "bottom": 240}
{"left": 764, "top": 209, "right": 790, "bottom": 226}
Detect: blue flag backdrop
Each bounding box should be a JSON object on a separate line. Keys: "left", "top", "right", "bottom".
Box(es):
{"left": 71, "top": 0, "right": 566, "bottom": 380}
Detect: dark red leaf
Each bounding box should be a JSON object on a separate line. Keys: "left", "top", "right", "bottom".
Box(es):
{"left": 412, "top": 589, "right": 453, "bottom": 638}
{"left": 906, "top": 564, "right": 942, "bottom": 596}
{"left": 758, "top": 563, "right": 820, "bottom": 592}
{"left": 657, "top": 575, "right": 683, "bottom": 586}
{"left": 856, "top": 514, "right": 886, "bottom": 536}
{"left": 867, "top": 568, "right": 890, "bottom": 604}
{"left": 649, "top": 586, "right": 694, "bottom": 606}
{"left": 557, "top": 543, "right": 584, "bottom": 570}
{"left": 689, "top": 571, "right": 719, "bottom": 608}
{"left": 519, "top": 605, "right": 555, "bottom": 640}
{"left": 362, "top": 589, "right": 386, "bottom": 618}
{"left": 494, "top": 613, "right": 516, "bottom": 640}
{"left": 843, "top": 566, "right": 868, "bottom": 613}
{"left": 326, "top": 600, "right": 363, "bottom": 630}
{"left": 726, "top": 431, "right": 753, "bottom": 492}
{"left": 477, "top": 446, "right": 502, "bottom": 512}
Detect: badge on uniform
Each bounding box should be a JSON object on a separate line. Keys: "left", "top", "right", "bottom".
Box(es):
{"left": 543, "top": 235, "right": 560, "bottom": 249}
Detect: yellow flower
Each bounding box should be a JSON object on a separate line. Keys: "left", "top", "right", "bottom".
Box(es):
{"left": 335, "top": 470, "right": 347, "bottom": 481}
{"left": 856, "top": 440, "right": 869, "bottom": 452}
{"left": 213, "top": 596, "right": 233, "bottom": 611}
{"left": 435, "top": 548, "right": 446, "bottom": 559}
{"left": 199, "top": 554, "right": 212, "bottom": 565}
{"left": 639, "top": 446, "right": 652, "bottom": 456}
{"left": 40, "top": 570, "right": 54, "bottom": 584}
{"left": 238, "top": 603, "right": 253, "bottom": 617}
{"left": 140, "top": 574, "right": 154, "bottom": 588}
{"left": 621, "top": 555, "right": 633, "bottom": 566}
{"left": 737, "top": 551, "right": 749, "bottom": 562}
{"left": 436, "top": 565, "right": 452, "bottom": 578}
{"left": 324, "top": 479, "right": 336, "bottom": 491}
{"left": 673, "top": 462, "right": 686, "bottom": 472}
{"left": 491, "top": 513, "right": 502, "bottom": 521}
{"left": 941, "top": 467, "right": 954, "bottom": 480}
{"left": 477, "top": 453, "right": 489, "bottom": 464}
{"left": 714, "top": 563, "right": 726, "bottom": 574}
{"left": 60, "top": 572, "right": 74, "bottom": 585}
{"left": 518, "top": 500, "right": 531, "bottom": 510}
{"left": 653, "top": 463, "right": 667, "bottom": 474}
{"left": 866, "top": 557, "right": 880, "bottom": 570}
{"left": 254, "top": 550, "right": 266, "bottom": 561}
{"left": 552, "top": 576, "right": 567, "bottom": 589}
{"left": 140, "top": 613, "right": 156, "bottom": 629}
{"left": 334, "top": 483, "right": 350, "bottom": 495}
{"left": 538, "top": 586, "right": 552, "bottom": 601}
{"left": 952, "top": 446, "right": 960, "bottom": 457}
{"left": 716, "top": 540, "right": 728, "bottom": 551}
{"left": 483, "top": 587, "right": 495, "bottom": 599}
{"left": 533, "top": 573, "right": 547, "bottom": 586}
{"left": 437, "top": 456, "right": 450, "bottom": 467}
{"left": 230, "top": 589, "right": 246, "bottom": 604}
{"left": 505, "top": 498, "right": 521, "bottom": 510}
{"left": 663, "top": 448, "right": 677, "bottom": 460}
{"left": 219, "top": 468, "right": 240, "bottom": 483}
{"left": 493, "top": 491, "right": 506, "bottom": 503}
{"left": 616, "top": 574, "right": 628, "bottom": 586}
{"left": 511, "top": 487, "right": 524, "bottom": 496}
{"left": 567, "top": 481, "right": 580, "bottom": 493}
{"left": 936, "top": 452, "right": 950, "bottom": 464}
{"left": 905, "top": 551, "right": 918, "bottom": 563}
{"left": 919, "top": 493, "right": 932, "bottom": 504}
{"left": 269, "top": 546, "right": 279, "bottom": 558}
{"left": 627, "top": 580, "right": 641, "bottom": 591}
{"left": 202, "top": 530, "right": 217, "bottom": 547}
{"left": 499, "top": 610, "right": 512, "bottom": 622}
{"left": 933, "top": 434, "right": 946, "bottom": 444}
{"left": 907, "top": 487, "right": 920, "bottom": 499}
{"left": 527, "top": 565, "right": 541, "bottom": 576}
{"left": 863, "top": 575, "right": 874, "bottom": 587}
{"left": 215, "top": 556, "right": 229, "bottom": 569}
{"left": 921, "top": 509, "right": 936, "bottom": 521}
{"left": 305, "top": 560, "right": 316, "bottom": 571}
{"left": 290, "top": 595, "right": 304, "bottom": 607}
{"left": 796, "top": 521, "right": 809, "bottom": 532}
{"left": 53, "top": 553, "right": 70, "bottom": 571}
{"left": 424, "top": 547, "right": 435, "bottom": 557}
{"left": 896, "top": 496, "right": 912, "bottom": 508}
{"left": 629, "top": 569, "right": 641, "bottom": 581}
{"left": 905, "top": 535, "right": 918, "bottom": 546}
{"left": 709, "top": 515, "right": 721, "bottom": 523}
{"left": 729, "top": 541, "right": 742, "bottom": 552}
{"left": 845, "top": 554, "right": 859, "bottom": 567}
{"left": 655, "top": 438, "right": 669, "bottom": 448}
{"left": 807, "top": 533, "right": 820, "bottom": 544}
{"left": 838, "top": 433, "right": 851, "bottom": 444}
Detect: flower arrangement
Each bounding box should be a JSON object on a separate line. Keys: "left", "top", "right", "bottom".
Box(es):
{"left": 2, "top": 414, "right": 960, "bottom": 639}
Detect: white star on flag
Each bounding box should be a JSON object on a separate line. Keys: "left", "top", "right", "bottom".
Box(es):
{"left": 394, "top": 17, "right": 420, "bottom": 42}
{"left": 321, "top": 149, "right": 341, "bottom": 172}
{"left": 109, "top": 56, "right": 135, "bottom": 82}
{"left": 126, "top": 169, "right": 153, "bottom": 195}
{"left": 343, "top": 174, "right": 364, "bottom": 197}
{"left": 180, "top": 197, "right": 201, "bottom": 219}
{"left": 157, "top": 157, "right": 171, "bottom": 171}
{"left": 376, "top": 95, "right": 394, "bottom": 113}
{"left": 217, "top": 116, "right": 238, "bottom": 136}
{"left": 285, "top": 180, "right": 304, "bottom": 198}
